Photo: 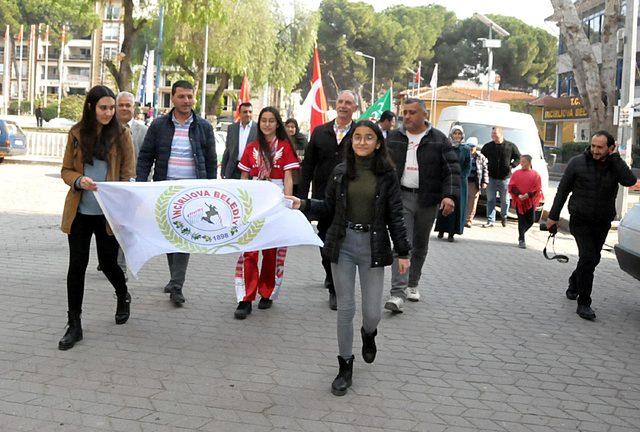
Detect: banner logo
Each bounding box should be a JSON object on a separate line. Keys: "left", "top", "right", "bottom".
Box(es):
{"left": 156, "top": 186, "right": 264, "bottom": 252}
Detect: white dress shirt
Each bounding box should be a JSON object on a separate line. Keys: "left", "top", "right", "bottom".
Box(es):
{"left": 238, "top": 120, "right": 253, "bottom": 159}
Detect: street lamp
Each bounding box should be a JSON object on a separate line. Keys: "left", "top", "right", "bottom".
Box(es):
{"left": 473, "top": 13, "right": 509, "bottom": 101}
{"left": 355, "top": 50, "right": 376, "bottom": 105}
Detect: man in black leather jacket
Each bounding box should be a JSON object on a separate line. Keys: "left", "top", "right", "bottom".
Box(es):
{"left": 384, "top": 98, "right": 461, "bottom": 313}
{"left": 548, "top": 130, "right": 637, "bottom": 320}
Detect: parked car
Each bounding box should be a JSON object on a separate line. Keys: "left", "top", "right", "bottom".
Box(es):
{"left": 436, "top": 100, "right": 550, "bottom": 217}
{"left": 615, "top": 203, "right": 640, "bottom": 281}
{"left": 0, "top": 119, "right": 27, "bottom": 162}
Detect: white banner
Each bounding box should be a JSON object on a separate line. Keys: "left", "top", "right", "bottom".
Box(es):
{"left": 94, "top": 180, "right": 323, "bottom": 276}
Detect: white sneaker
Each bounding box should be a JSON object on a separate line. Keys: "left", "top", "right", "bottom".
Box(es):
{"left": 407, "top": 287, "right": 420, "bottom": 302}
{"left": 384, "top": 296, "right": 404, "bottom": 313}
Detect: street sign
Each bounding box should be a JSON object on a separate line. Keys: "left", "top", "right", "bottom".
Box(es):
{"left": 618, "top": 106, "right": 634, "bottom": 127}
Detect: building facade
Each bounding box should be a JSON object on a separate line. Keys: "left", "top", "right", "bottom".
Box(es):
{"left": 547, "top": 0, "right": 640, "bottom": 153}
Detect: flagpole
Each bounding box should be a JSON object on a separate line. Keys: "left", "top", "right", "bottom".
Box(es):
{"left": 200, "top": 22, "right": 209, "bottom": 118}
{"left": 18, "top": 25, "right": 24, "bottom": 116}
{"left": 154, "top": 5, "right": 165, "bottom": 118}
{"left": 28, "top": 24, "right": 35, "bottom": 116}
{"left": 57, "top": 25, "right": 66, "bottom": 118}
{"left": 417, "top": 60, "right": 421, "bottom": 98}
{"left": 2, "top": 25, "right": 10, "bottom": 116}
{"left": 43, "top": 25, "right": 49, "bottom": 105}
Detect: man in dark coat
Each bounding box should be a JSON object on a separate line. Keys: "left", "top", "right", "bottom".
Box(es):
{"left": 547, "top": 130, "right": 637, "bottom": 320}
{"left": 221, "top": 102, "right": 258, "bottom": 179}
{"left": 384, "top": 98, "right": 461, "bottom": 313}
{"left": 298, "top": 90, "right": 357, "bottom": 310}
{"left": 136, "top": 80, "right": 217, "bottom": 306}
{"left": 481, "top": 126, "right": 521, "bottom": 227}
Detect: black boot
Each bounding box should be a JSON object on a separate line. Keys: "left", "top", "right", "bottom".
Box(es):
{"left": 58, "top": 311, "right": 83, "bottom": 350}
{"left": 361, "top": 327, "right": 377, "bottom": 364}
{"left": 115, "top": 292, "right": 131, "bottom": 325}
{"left": 331, "top": 355, "right": 354, "bottom": 396}
{"left": 328, "top": 290, "right": 337, "bottom": 311}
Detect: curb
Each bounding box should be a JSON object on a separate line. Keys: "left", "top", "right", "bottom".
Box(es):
{"left": 2, "top": 157, "right": 62, "bottom": 166}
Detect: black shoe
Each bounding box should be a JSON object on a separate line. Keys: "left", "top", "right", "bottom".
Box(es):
{"left": 170, "top": 288, "right": 186, "bottom": 305}
{"left": 437, "top": 232, "right": 444, "bottom": 239}
{"left": 234, "top": 301, "right": 252, "bottom": 319}
{"left": 361, "top": 327, "right": 377, "bottom": 364}
{"left": 447, "top": 234, "right": 455, "bottom": 243}
{"left": 331, "top": 355, "right": 354, "bottom": 396}
{"left": 115, "top": 292, "right": 131, "bottom": 324}
{"left": 324, "top": 277, "right": 333, "bottom": 289}
{"left": 58, "top": 311, "right": 83, "bottom": 350}
{"left": 577, "top": 304, "right": 596, "bottom": 320}
{"left": 329, "top": 290, "right": 337, "bottom": 311}
{"left": 163, "top": 283, "right": 173, "bottom": 294}
{"left": 501, "top": 218, "right": 507, "bottom": 227}
{"left": 565, "top": 289, "right": 578, "bottom": 300}
{"left": 258, "top": 297, "right": 272, "bottom": 309}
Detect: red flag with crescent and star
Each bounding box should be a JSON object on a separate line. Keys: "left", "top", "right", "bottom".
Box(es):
{"left": 234, "top": 75, "right": 250, "bottom": 122}
{"left": 309, "top": 47, "right": 327, "bottom": 134}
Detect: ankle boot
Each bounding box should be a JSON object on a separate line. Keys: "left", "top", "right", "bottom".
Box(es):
{"left": 361, "top": 327, "right": 377, "bottom": 363}
{"left": 115, "top": 292, "right": 131, "bottom": 325}
{"left": 331, "top": 355, "right": 354, "bottom": 396}
{"left": 58, "top": 311, "right": 83, "bottom": 350}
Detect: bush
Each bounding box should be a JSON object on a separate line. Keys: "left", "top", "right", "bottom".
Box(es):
{"left": 59, "top": 95, "right": 85, "bottom": 121}
{"left": 41, "top": 105, "right": 58, "bottom": 122}
{"left": 7, "top": 100, "right": 31, "bottom": 115}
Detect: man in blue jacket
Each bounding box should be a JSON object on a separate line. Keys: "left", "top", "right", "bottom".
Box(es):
{"left": 547, "top": 130, "right": 637, "bottom": 320}
{"left": 136, "top": 80, "right": 217, "bottom": 305}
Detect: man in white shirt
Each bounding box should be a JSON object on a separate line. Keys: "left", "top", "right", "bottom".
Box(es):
{"left": 384, "top": 98, "right": 460, "bottom": 313}
{"left": 221, "top": 102, "right": 258, "bottom": 179}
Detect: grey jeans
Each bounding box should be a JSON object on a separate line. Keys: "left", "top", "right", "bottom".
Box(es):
{"left": 331, "top": 229, "right": 384, "bottom": 359}
{"left": 166, "top": 253, "right": 190, "bottom": 290}
{"left": 390, "top": 191, "right": 437, "bottom": 300}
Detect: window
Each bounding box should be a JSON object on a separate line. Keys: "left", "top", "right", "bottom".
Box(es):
{"left": 103, "top": 46, "right": 118, "bottom": 61}
{"left": 103, "top": 23, "right": 120, "bottom": 41}
{"left": 545, "top": 123, "right": 556, "bottom": 142}
{"left": 163, "top": 93, "right": 170, "bottom": 108}
{"left": 105, "top": 4, "right": 121, "bottom": 20}
{"left": 582, "top": 13, "right": 603, "bottom": 44}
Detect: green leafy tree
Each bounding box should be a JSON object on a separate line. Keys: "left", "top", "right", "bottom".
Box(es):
{"left": 432, "top": 15, "right": 557, "bottom": 91}
{"left": 0, "top": 0, "right": 98, "bottom": 38}
{"left": 104, "top": 0, "right": 154, "bottom": 92}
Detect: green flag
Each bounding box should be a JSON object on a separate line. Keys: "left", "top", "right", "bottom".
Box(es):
{"left": 358, "top": 89, "right": 392, "bottom": 121}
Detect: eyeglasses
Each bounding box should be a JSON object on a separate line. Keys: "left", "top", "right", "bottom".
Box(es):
{"left": 352, "top": 134, "right": 377, "bottom": 144}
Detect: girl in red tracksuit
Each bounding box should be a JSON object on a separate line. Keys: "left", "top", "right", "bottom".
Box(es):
{"left": 233, "top": 106, "right": 300, "bottom": 319}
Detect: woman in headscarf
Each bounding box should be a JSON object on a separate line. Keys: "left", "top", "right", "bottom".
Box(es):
{"left": 435, "top": 125, "right": 472, "bottom": 242}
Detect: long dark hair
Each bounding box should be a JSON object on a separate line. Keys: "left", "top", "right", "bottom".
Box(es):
{"left": 285, "top": 118, "right": 300, "bottom": 135}
{"left": 257, "top": 107, "right": 297, "bottom": 170}
{"left": 346, "top": 120, "right": 394, "bottom": 180}
{"left": 78, "top": 85, "right": 121, "bottom": 164}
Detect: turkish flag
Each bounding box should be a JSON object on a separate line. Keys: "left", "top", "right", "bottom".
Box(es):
{"left": 309, "top": 47, "right": 327, "bottom": 134}
{"left": 234, "top": 75, "right": 250, "bottom": 122}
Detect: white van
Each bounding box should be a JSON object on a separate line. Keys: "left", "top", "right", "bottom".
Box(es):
{"left": 436, "top": 100, "right": 549, "bottom": 213}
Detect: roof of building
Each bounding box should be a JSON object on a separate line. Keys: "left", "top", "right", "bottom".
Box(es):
{"left": 399, "top": 85, "right": 536, "bottom": 103}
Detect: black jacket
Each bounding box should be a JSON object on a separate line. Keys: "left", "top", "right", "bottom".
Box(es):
{"left": 386, "top": 125, "right": 460, "bottom": 207}
{"left": 298, "top": 120, "right": 353, "bottom": 199}
{"left": 136, "top": 109, "right": 217, "bottom": 181}
{"left": 481, "top": 140, "right": 521, "bottom": 180}
{"left": 549, "top": 150, "right": 637, "bottom": 223}
{"left": 305, "top": 162, "right": 410, "bottom": 267}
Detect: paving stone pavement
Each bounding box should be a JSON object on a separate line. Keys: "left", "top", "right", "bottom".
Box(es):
{"left": 1, "top": 164, "right": 640, "bottom": 432}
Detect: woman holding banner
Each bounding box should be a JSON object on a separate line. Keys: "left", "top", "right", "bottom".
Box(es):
{"left": 58, "top": 85, "right": 135, "bottom": 350}
{"left": 234, "top": 107, "right": 300, "bottom": 319}
{"left": 287, "top": 120, "right": 410, "bottom": 396}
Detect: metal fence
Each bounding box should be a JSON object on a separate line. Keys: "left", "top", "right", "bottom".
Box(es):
{"left": 25, "top": 131, "right": 67, "bottom": 157}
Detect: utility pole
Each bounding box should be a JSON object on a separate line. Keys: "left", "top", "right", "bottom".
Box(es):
{"left": 201, "top": 23, "right": 209, "bottom": 119}
{"left": 615, "top": 0, "right": 638, "bottom": 219}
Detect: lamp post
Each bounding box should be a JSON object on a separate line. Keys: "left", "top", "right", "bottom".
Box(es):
{"left": 355, "top": 50, "right": 375, "bottom": 105}
{"left": 473, "top": 13, "right": 509, "bottom": 101}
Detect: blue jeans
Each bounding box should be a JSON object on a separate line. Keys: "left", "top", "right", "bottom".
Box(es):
{"left": 486, "top": 177, "right": 510, "bottom": 223}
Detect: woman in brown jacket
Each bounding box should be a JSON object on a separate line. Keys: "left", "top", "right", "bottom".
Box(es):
{"left": 59, "top": 85, "right": 136, "bottom": 350}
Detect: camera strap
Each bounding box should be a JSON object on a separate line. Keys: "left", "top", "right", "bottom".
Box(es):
{"left": 543, "top": 232, "right": 569, "bottom": 263}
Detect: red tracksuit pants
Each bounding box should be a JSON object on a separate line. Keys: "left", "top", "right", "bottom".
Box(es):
{"left": 234, "top": 247, "right": 287, "bottom": 302}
